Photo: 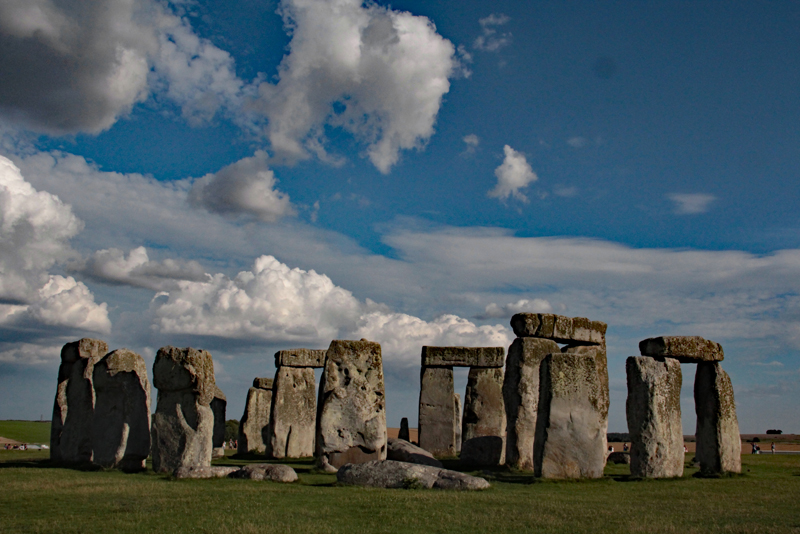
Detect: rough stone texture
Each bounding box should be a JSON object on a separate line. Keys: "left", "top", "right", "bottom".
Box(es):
{"left": 503, "top": 337, "right": 560, "bottom": 471}
{"left": 695, "top": 362, "right": 741, "bottom": 475}
{"left": 563, "top": 344, "right": 610, "bottom": 449}
{"left": 639, "top": 336, "right": 724, "bottom": 363}
{"left": 174, "top": 466, "right": 239, "bottom": 479}
{"left": 398, "top": 418, "right": 410, "bottom": 442}
{"left": 211, "top": 386, "right": 227, "bottom": 453}
{"left": 229, "top": 464, "right": 298, "bottom": 482}
{"left": 337, "top": 460, "right": 490, "bottom": 490}
{"left": 274, "top": 348, "right": 327, "bottom": 368}
{"left": 510, "top": 313, "right": 606, "bottom": 345}
{"left": 461, "top": 367, "right": 506, "bottom": 466}
{"left": 91, "top": 349, "right": 151, "bottom": 471}
{"left": 534, "top": 353, "right": 606, "bottom": 479}
{"left": 315, "top": 339, "right": 387, "bottom": 471}
{"left": 387, "top": 437, "right": 443, "bottom": 467}
{"left": 269, "top": 366, "right": 316, "bottom": 458}
{"left": 151, "top": 346, "right": 216, "bottom": 473}
{"left": 454, "top": 393, "right": 462, "bottom": 454}
{"left": 607, "top": 452, "right": 631, "bottom": 465}
{"left": 421, "top": 346, "right": 504, "bottom": 368}
{"left": 51, "top": 338, "right": 108, "bottom": 463}
{"left": 418, "top": 366, "right": 456, "bottom": 457}
{"left": 625, "top": 356, "right": 684, "bottom": 478}
{"left": 238, "top": 381, "right": 273, "bottom": 454}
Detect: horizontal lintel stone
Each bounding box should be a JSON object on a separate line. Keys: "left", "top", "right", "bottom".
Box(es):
{"left": 274, "top": 348, "right": 327, "bottom": 368}
{"left": 252, "top": 377, "right": 273, "bottom": 390}
{"left": 639, "top": 336, "right": 723, "bottom": 363}
{"left": 510, "top": 313, "right": 606, "bottom": 345}
{"left": 421, "top": 346, "right": 504, "bottom": 368}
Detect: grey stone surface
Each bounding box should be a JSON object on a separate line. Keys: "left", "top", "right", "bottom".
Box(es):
{"left": 534, "top": 353, "right": 607, "bottom": 479}
{"left": 239, "top": 384, "right": 273, "bottom": 454}
{"left": 454, "top": 393, "right": 462, "bottom": 454}
{"left": 399, "top": 417, "right": 410, "bottom": 442}
{"left": 269, "top": 366, "right": 316, "bottom": 458}
{"left": 315, "top": 339, "right": 387, "bottom": 470}
{"left": 461, "top": 367, "right": 506, "bottom": 466}
{"left": 563, "top": 344, "right": 610, "bottom": 446}
{"left": 51, "top": 338, "right": 108, "bottom": 463}
{"left": 639, "top": 336, "right": 724, "bottom": 363}
{"left": 387, "top": 437, "right": 443, "bottom": 467}
{"left": 211, "top": 386, "right": 227, "bottom": 451}
{"left": 626, "top": 356, "right": 684, "bottom": 478}
{"left": 253, "top": 377, "right": 273, "bottom": 390}
{"left": 607, "top": 452, "right": 631, "bottom": 465}
{"left": 695, "top": 362, "right": 741, "bottom": 475}
{"left": 503, "top": 337, "right": 560, "bottom": 471}
{"left": 337, "top": 460, "right": 490, "bottom": 490}
{"left": 91, "top": 349, "right": 151, "bottom": 471}
{"left": 418, "top": 366, "right": 456, "bottom": 457}
{"left": 421, "top": 346, "right": 504, "bottom": 368}
{"left": 174, "top": 466, "right": 239, "bottom": 479}
{"left": 229, "top": 464, "right": 298, "bottom": 482}
{"left": 151, "top": 346, "right": 216, "bottom": 473}
{"left": 510, "top": 313, "right": 606, "bottom": 345}
{"left": 274, "top": 348, "right": 327, "bottom": 368}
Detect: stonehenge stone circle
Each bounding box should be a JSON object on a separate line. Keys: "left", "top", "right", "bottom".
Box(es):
{"left": 238, "top": 378, "right": 273, "bottom": 454}
{"left": 211, "top": 386, "right": 227, "bottom": 458}
{"left": 510, "top": 313, "right": 606, "bottom": 345}
{"left": 695, "top": 361, "right": 741, "bottom": 475}
{"left": 387, "top": 437, "right": 443, "bottom": 467}
{"left": 150, "top": 346, "right": 216, "bottom": 473}
{"left": 398, "top": 417, "right": 410, "bottom": 442}
{"left": 454, "top": 393, "right": 462, "bottom": 454}
{"left": 91, "top": 349, "right": 151, "bottom": 471}
{"left": 625, "top": 356, "right": 683, "bottom": 478}
{"left": 274, "top": 348, "right": 326, "bottom": 368}
{"left": 337, "top": 460, "right": 490, "bottom": 490}
{"left": 534, "top": 352, "right": 607, "bottom": 479}
{"left": 639, "top": 336, "right": 724, "bottom": 363}
{"left": 269, "top": 365, "right": 317, "bottom": 458}
{"left": 421, "top": 346, "right": 504, "bottom": 367}
{"left": 51, "top": 338, "right": 108, "bottom": 463}
{"left": 315, "top": 339, "right": 387, "bottom": 472}
{"left": 418, "top": 366, "right": 457, "bottom": 457}
{"left": 461, "top": 367, "right": 506, "bottom": 466}
{"left": 503, "top": 337, "right": 560, "bottom": 471}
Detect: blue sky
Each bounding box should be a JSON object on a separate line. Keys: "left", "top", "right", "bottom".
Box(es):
{"left": 1, "top": 0, "right": 798, "bottom": 434}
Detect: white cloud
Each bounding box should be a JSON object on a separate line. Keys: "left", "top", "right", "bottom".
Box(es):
{"left": 462, "top": 134, "right": 480, "bottom": 155}
{"left": 488, "top": 145, "right": 538, "bottom": 202}
{"left": 553, "top": 185, "right": 578, "bottom": 198}
{"left": 473, "top": 13, "right": 511, "bottom": 52}
{"left": 80, "top": 246, "right": 208, "bottom": 291}
{"left": 668, "top": 193, "right": 716, "bottom": 214}
{"left": 478, "top": 298, "right": 553, "bottom": 319}
{"left": 567, "top": 136, "right": 587, "bottom": 148}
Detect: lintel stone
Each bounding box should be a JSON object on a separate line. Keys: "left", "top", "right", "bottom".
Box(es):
{"left": 274, "top": 348, "right": 327, "bottom": 368}
{"left": 639, "top": 336, "right": 724, "bottom": 363}
{"left": 253, "top": 377, "right": 273, "bottom": 390}
{"left": 510, "top": 313, "right": 606, "bottom": 345}
{"left": 421, "top": 346, "right": 504, "bottom": 368}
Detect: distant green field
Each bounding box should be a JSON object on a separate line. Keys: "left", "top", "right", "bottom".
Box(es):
{"left": 0, "top": 420, "right": 50, "bottom": 444}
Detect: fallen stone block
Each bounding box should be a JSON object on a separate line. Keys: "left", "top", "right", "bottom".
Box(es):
{"left": 510, "top": 313, "right": 606, "bottom": 345}
{"left": 174, "top": 466, "right": 239, "bottom": 479}
{"left": 695, "top": 362, "right": 741, "bottom": 475}
{"left": 239, "top": 378, "right": 273, "bottom": 454}
{"left": 421, "top": 346, "right": 504, "bottom": 368}
{"left": 274, "top": 348, "right": 327, "bottom": 368}
{"left": 229, "top": 464, "right": 298, "bottom": 483}
{"left": 337, "top": 460, "right": 490, "bottom": 490}
{"left": 461, "top": 367, "right": 505, "bottom": 466}
{"left": 269, "top": 366, "right": 316, "bottom": 458}
{"left": 387, "top": 438, "right": 443, "bottom": 467}
{"left": 639, "top": 336, "right": 724, "bottom": 363}
{"left": 418, "top": 366, "right": 456, "bottom": 457}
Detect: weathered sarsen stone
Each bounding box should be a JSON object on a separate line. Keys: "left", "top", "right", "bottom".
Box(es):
{"left": 211, "top": 386, "right": 227, "bottom": 458}
{"left": 91, "top": 349, "right": 151, "bottom": 471}
{"left": 337, "top": 460, "right": 490, "bottom": 490}
{"left": 639, "top": 336, "right": 723, "bottom": 363}
{"left": 626, "top": 356, "right": 683, "bottom": 478}
{"left": 387, "top": 437, "right": 443, "bottom": 468}
{"left": 511, "top": 313, "right": 606, "bottom": 345}
{"left": 421, "top": 346, "right": 504, "bottom": 367}
{"left": 151, "top": 346, "right": 216, "bottom": 473}
{"left": 695, "top": 361, "right": 741, "bottom": 475}
{"left": 269, "top": 366, "right": 317, "bottom": 458}
{"left": 418, "top": 366, "right": 456, "bottom": 457}
{"left": 454, "top": 393, "right": 462, "bottom": 454}
{"left": 503, "top": 337, "right": 560, "bottom": 471}
{"left": 274, "top": 348, "right": 326, "bottom": 368}
{"left": 461, "top": 367, "right": 506, "bottom": 466}
{"left": 316, "top": 339, "right": 387, "bottom": 471}
{"left": 239, "top": 378, "right": 273, "bottom": 454}
{"left": 399, "top": 417, "right": 410, "bottom": 442}
{"left": 51, "top": 338, "right": 108, "bottom": 463}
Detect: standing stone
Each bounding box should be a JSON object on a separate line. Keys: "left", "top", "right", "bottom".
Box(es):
{"left": 695, "top": 362, "right": 741, "bottom": 475}
{"left": 51, "top": 338, "right": 108, "bottom": 463}
{"left": 418, "top": 366, "right": 456, "bottom": 457}
{"left": 316, "top": 339, "right": 387, "bottom": 471}
{"left": 269, "top": 366, "right": 317, "bottom": 458}
{"left": 91, "top": 349, "right": 151, "bottom": 471}
{"left": 398, "top": 418, "right": 410, "bottom": 442}
{"left": 211, "top": 386, "right": 227, "bottom": 458}
{"left": 239, "top": 378, "right": 273, "bottom": 454}
{"left": 461, "top": 367, "right": 506, "bottom": 466}
{"left": 503, "top": 337, "right": 560, "bottom": 471}
{"left": 454, "top": 393, "right": 462, "bottom": 454}
{"left": 150, "top": 346, "right": 216, "bottom": 473}
{"left": 534, "top": 353, "right": 606, "bottom": 478}
{"left": 563, "top": 343, "right": 610, "bottom": 453}
{"left": 625, "top": 356, "right": 683, "bottom": 478}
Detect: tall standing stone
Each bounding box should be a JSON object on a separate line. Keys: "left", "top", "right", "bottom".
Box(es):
{"left": 626, "top": 356, "right": 683, "bottom": 478}
{"left": 269, "top": 366, "right": 317, "bottom": 458}
{"left": 563, "top": 343, "right": 610, "bottom": 455}
{"left": 503, "top": 337, "right": 560, "bottom": 471}
{"left": 418, "top": 366, "right": 456, "bottom": 457}
{"left": 399, "top": 418, "right": 410, "bottom": 442}
{"left": 534, "top": 353, "right": 606, "bottom": 479}
{"left": 151, "top": 346, "right": 216, "bottom": 473}
{"left": 211, "top": 386, "right": 227, "bottom": 458}
{"left": 239, "top": 378, "right": 273, "bottom": 454}
{"left": 695, "top": 361, "right": 741, "bottom": 475}
{"left": 454, "top": 393, "right": 462, "bottom": 454}
{"left": 51, "top": 338, "right": 108, "bottom": 463}
{"left": 461, "top": 367, "right": 506, "bottom": 466}
{"left": 91, "top": 349, "right": 151, "bottom": 471}
{"left": 316, "top": 339, "right": 387, "bottom": 471}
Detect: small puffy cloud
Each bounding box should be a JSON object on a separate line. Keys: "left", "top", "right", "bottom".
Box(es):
{"left": 488, "top": 145, "right": 538, "bottom": 202}
{"left": 188, "top": 152, "right": 295, "bottom": 222}
{"left": 473, "top": 14, "right": 511, "bottom": 52}
{"left": 81, "top": 246, "right": 208, "bottom": 291}
{"left": 477, "top": 298, "right": 553, "bottom": 319}
{"left": 668, "top": 193, "right": 716, "bottom": 214}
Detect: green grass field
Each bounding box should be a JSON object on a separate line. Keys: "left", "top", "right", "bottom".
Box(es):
{"left": 0, "top": 420, "right": 50, "bottom": 444}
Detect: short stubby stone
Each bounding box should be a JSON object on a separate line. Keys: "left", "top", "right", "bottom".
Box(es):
{"left": 91, "top": 349, "right": 151, "bottom": 471}
{"left": 421, "top": 346, "right": 504, "bottom": 368}
{"left": 639, "top": 336, "right": 724, "bottom": 363}
{"left": 398, "top": 417, "right": 410, "bottom": 442}
{"left": 626, "top": 356, "right": 683, "bottom": 478}
{"left": 534, "top": 353, "right": 607, "bottom": 479}
{"left": 337, "top": 460, "right": 490, "bottom": 490}
{"left": 418, "top": 366, "right": 456, "bottom": 457}
{"left": 316, "top": 339, "right": 387, "bottom": 470}
{"left": 503, "top": 337, "right": 560, "bottom": 471}
{"left": 274, "top": 348, "right": 327, "bottom": 368}
{"left": 269, "top": 366, "right": 316, "bottom": 458}
{"left": 253, "top": 377, "right": 273, "bottom": 390}
{"left": 151, "top": 346, "right": 216, "bottom": 473}
{"left": 211, "top": 386, "right": 227, "bottom": 453}
{"left": 387, "top": 438, "right": 443, "bottom": 467}
{"left": 461, "top": 367, "right": 506, "bottom": 466}
{"left": 695, "top": 362, "right": 741, "bottom": 475}
{"left": 51, "top": 338, "right": 109, "bottom": 463}
{"left": 239, "top": 384, "right": 273, "bottom": 454}
{"left": 229, "top": 464, "right": 298, "bottom": 483}
{"left": 510, "top": 313, "right": 606, "bottom": 345}
{"left": 174, "top": 466, "right": 239, "bottom": 479}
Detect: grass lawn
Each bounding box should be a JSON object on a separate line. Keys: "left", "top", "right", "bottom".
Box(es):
{"left": 0, "top": 420, "right": 50, "bottom": 444}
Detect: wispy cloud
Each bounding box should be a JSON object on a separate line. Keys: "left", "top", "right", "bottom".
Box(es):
{"left": 462, "top": 134, "right": 480, "bottom": 155}
{"left": 668, "top": 193, "right": 716, "bottom": 214}
{"left": 473, "top": 13, "right": 511, "bottom": 52}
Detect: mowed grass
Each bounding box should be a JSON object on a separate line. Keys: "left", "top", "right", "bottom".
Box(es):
{"left": 2, "top": 451, "right": 800, "bottom": 534}
{"left": 0, "top": 420, "right": 50, "bottom": 444}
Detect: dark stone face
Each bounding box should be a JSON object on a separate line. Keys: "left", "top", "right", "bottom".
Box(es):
{"left": 327, "top": 445, "right": 384, "bottom": 468}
